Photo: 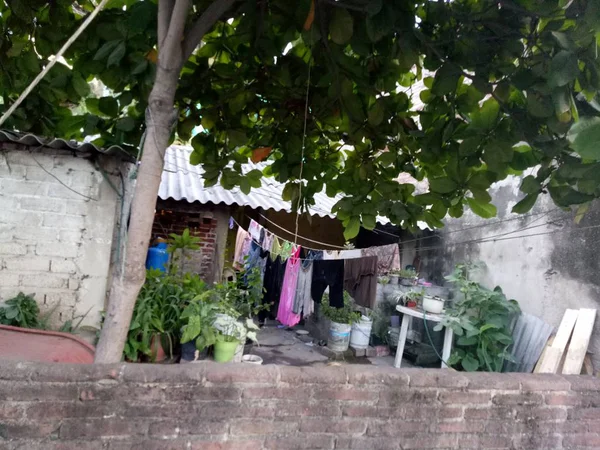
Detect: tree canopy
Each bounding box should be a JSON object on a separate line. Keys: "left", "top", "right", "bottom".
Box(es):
{"left": 2, "top": 0, "right": 600, "bottom": 239}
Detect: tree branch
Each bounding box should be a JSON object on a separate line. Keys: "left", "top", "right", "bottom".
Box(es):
{"left": 160, "top": 0, "right": 190, "bottom": 69}
{"left": 182, "top": 0, "right": 237, "bottom": 61}
{"left": 158, "top": 0, "right": 175, "bottom": 52}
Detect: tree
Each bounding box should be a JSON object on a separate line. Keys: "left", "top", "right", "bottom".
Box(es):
{"left": 1, "top": 0, "right": 599, "bottom": 362}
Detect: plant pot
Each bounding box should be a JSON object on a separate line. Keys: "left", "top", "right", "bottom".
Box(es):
{"left": 400, "top": 277, "right": 413, "bottom": 286}
{"left": 390, "top": 315, "right": 400, "bottom": 327}
{"left": 327, "top": 321, "right": 351, "bottom": 352}
{"left": 389, "top": 275, "right": 399, "bottom": 285}
{"left": 406, "top": 301, "right": 417, "bottom": 308}
{"left": 150, "top": 334, "right": 167, "bottom": 362}
{"left": 180, "top": 341, "right": 208, "bottom": 363}
{"left": 422, "top": 296, "right": 445, "bottom": 314}
{"left": 214, "top": 339, "right": 240, "bottom": 363}
{"left": 350, "top": 316, "right": 373, "bottom": 350}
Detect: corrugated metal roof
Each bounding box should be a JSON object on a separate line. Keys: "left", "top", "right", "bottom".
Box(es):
{"left": 159, "top": 145, "right": 342, "bottom": 219}
{"left": 0, "top": 129, "right": 134, "bottom": 161}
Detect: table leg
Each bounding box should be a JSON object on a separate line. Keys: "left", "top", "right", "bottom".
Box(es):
{"left": 394, "top": 315, "right": 412, "bottom": 369}
{"left": 441, "top": 326, "right": 453, "bottom": 369}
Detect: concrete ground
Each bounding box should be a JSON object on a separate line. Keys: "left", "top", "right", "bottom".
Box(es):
{"left": 246, "top": 322, "right": 412, "bottom": 368}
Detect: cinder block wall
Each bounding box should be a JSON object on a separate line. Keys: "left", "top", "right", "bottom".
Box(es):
{"left": 0, "top": 361, "right": 599, "bottom": 449}
{"left": 0, "top": 144, "right": 125, "bottom": 329}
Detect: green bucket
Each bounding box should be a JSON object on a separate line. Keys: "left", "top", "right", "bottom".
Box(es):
{"left": 213, "top": 339, "right": 240, "bottom": 363}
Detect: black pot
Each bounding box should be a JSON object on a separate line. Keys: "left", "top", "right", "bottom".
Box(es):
{"left": 180, "top": 341, "right": 208, "bottom": 362}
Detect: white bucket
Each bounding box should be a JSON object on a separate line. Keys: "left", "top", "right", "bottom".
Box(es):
{"left": 422, "top": 296, "right": 445, "bottom": 314}
{"left": 350, "top": 315, "right": 373, "bottom": 350}
{"left": 242, "top": 354, "right": 263, "bottom": 365}
{"left": 328, "top": 321, "right": 352, "bottom": 352}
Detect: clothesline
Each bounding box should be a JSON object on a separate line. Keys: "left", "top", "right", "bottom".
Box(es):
{"left": 232, "top": 218, "right": 403, "bottom": 262}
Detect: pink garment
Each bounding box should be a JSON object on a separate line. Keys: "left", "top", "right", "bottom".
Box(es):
{"left": 234, "top": 227, "right": 252, "bottom": 269}
{"left": 276, "top": 245, "right": 302, "bottom": 327}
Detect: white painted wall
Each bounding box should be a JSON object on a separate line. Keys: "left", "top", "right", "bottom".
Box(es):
{"left": 421, "top": 176, "right": 600, "bottom": 370}
{"left": 0, "top": 145, "right": 126, "bottom": 330}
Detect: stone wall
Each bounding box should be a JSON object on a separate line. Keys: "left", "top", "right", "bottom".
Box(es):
{"left": 1, "top": 361, "right": 599, "bottom": 449}
{"left": 419, "top": 176, "right": 600, "bottom": 370}
{"left": 0, "top": 144, "right": 127, "bottom": 329}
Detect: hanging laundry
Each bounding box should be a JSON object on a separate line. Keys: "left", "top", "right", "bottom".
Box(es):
{"left": 338, "top": 249, "right": 362, "bottom": 259}
{"left": 270, "top": 236, "right": 282, "bottom": 261}
{"left": 323, "top": 250, "right": 340, "bottom": 260}
{"left": 293, "top": 250, "right": 323, "bottom": 316}
{"left": 234, "top": 227, "right": 252, "bottom": 268}
{"left": 277, "top": 246, "right": 302, "bottom": 327}
{"left": 244, "top": 240, "right": 269, "bottom": 287}
{"left": 344, "top": 256, "right": 379, "bottom": 308}
{"left": 311, "top": 259, "right": 345, "bottom": 308}
{"left": 279, "top": 240, "right": 294, "bottom": 260}
{"left": 263, "top": 229, "right": 274, "bottom": 252}
{"left": 362, "top": 244, "right": 401, "bottom": 274}
{"left": 260, "top": 254, "right": 287, "bottom": 323}
{"left": 248, "top": 219, "right": 262, "bottom": 242}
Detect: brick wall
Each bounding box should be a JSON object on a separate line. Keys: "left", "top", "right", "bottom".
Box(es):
{"left": 152, "top": 203, "right": 221, "bottom": 281}
{"left": 1, "top": 361, "right": 599, "bottom": 449}
{"left": 0, "top": 145, "right": 126, "bottom": 328}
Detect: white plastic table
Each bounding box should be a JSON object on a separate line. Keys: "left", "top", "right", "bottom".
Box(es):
{"left": 393, "top": 305, "right": 453, "bottom": 369}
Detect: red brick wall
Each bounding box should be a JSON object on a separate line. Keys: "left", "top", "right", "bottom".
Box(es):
{"left": 1, "top": 361, "right": 599, "bottom": 449}
{"left": 152, "top": 207, "right": 218, "bottom": 281}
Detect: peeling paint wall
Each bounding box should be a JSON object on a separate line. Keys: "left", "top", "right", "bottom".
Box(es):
{"left": 420, "top": 176, "right": 600, "bottom": 370}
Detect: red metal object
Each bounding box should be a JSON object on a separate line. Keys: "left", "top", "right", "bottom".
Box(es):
{"left": 0, "top": 324, "right": 95, "bottom": 364}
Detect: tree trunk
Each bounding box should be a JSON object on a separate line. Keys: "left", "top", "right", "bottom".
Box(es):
{"left": 94, "top": 65, "right": 180, "bottom": 363}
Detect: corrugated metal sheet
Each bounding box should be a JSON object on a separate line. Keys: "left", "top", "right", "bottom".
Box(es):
{"left": 159, "top": 145, "right": 342, "bottom": 219}
{"left": 0, "top": 129, "right": 134, "bottom": 161}
{"left": 503, "top": 312, "right": 554, "bottom": 373}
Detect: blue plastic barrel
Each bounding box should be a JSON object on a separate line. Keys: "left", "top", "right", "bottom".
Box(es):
{"left": 146, "top": 241, "right": 169, "bottom": 272}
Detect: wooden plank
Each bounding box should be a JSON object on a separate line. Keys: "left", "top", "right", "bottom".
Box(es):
{"left": 562, "top": 309, "right": 597, "bottom": 375}
{"left": 538, "top": 309, "right": 579, "bottom": 373}
{"left": 534, "top": 336, "right": 554, "bottom": 373}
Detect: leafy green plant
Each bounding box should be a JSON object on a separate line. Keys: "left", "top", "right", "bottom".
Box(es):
{"left": 168, "top": 228, "right": 201, "bottom": 274}
{"left": 0, "top": 293, "right": 40, "bottom": 328}
{"left": 435, "top": 264, "right": 520, "bottom": 372}
{"left": 180, "top": 291, "right": 220, "bottom": 352}
{"left": 395, "top": 269, "right": 417, "bottom": 279}
{"left": 124, "top": 268, "right": 207, "bottom": 362}
{"left": 393, "top": 289, "right": 424, "bottom": 306}
{"left": 321, "top": 293, "right": 361, "bottom": 325}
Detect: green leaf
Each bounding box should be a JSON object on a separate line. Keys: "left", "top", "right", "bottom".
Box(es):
{"left": 466, "top": 197, "right": 497, "bottom": 218}
{"left": 189, "top": 150, "right": 202, "bottom": 166}
{"left": 362, "top": 214, "right": 376, "bottom": 230}
{"left": 461, "top": 354, "right": 480, "bottom": 372}
{"left": 548, "top": 50, "right": 579, "bottom": 87}
{"left": 567, "top": 117, "right": 600, "bottom": 160}
{"left": 457, "top": 336, "right": 478, "bottom": 346}
{"left": 470, "top": 99, "right": 499, "bottom": 130}
{"left": 94, "top": 40, "right": 120, "bottom": 61}
{"left": 71, "top": 72, "right": 90, "bottom": 98}
{"left": 368, "top": 99, "right": 385, "bottom": 126}
{"left": 330, "top": 9, "right": 353, "bottom": 45}
{"left": 116, "top": 117, "right": 136, "bottom": 132}
{"left": 520, "top": 175, "right": 540, "bottom": 194}
{"left": 282, "top": 182, "right": 299, "bottom": 202}
{"left": 459, "top": 137, "right": 481, "bottom": 156}
{"left": 107, "top": 41, "right": 126, "bottom": 67}
{"left": 366, "top": 5, "right": 394, "bottom": 42}
{"left": 98, "top": 97, "right": 119, "bottom": 117}
{"left": 429, "top": 177, "right": 458, "bottom": 194}
{"left": 240, "top": 177, "right": 251, "bottom": 195}
{"left": 527, "top": 92, "right": 553, "bottom": 118}
{"left": 227, "top": 129, "right": 247, "bottom": 147}
{"left": 178, "top": 117, "right": 197, "bottom": 141}
{"left": 432, "top": 64, "right": 461, "bottom": 96}
{"left": 344, "top": 217, "right": 360, "bottom": 240}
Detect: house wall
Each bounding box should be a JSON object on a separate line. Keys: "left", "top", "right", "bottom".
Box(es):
{"left": 2, "top": 360, "right": 600, "bottom": 449}
{"left": 419, "top": 176, "right": 600, "bottom": 370}
{"left": 152, "top": 200, "right": 230, "bottom": 283}
{"left": 0, "top": 144, "right": 126, "bottom": 330}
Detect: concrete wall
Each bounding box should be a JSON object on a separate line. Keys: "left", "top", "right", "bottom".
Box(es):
{"left": 419, "top": 176, "right": 600, "bottom": 369}
{"left": 1, "top": 360, "right": 600, "bottom": 449}
{"left": 0, "top": 144, "right": 127, "bottom": 329}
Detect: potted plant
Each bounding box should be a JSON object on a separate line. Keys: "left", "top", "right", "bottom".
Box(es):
{"left": 378, "top": 275, "right": 390, "bottom": 285}
{"left": 389, "top": 271, "right": 400, "bottom": 285}
{"left": 398, "top": 268, "right": 418, "bottom": 286}
{"left": 393, "top": 289, "right": 424, "bottom": 308}
{"left": 180, "top": 292, "right": 220, "bottom": 361}
{"left": 321, "top": 293, "right": 361, "bottom": 352}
